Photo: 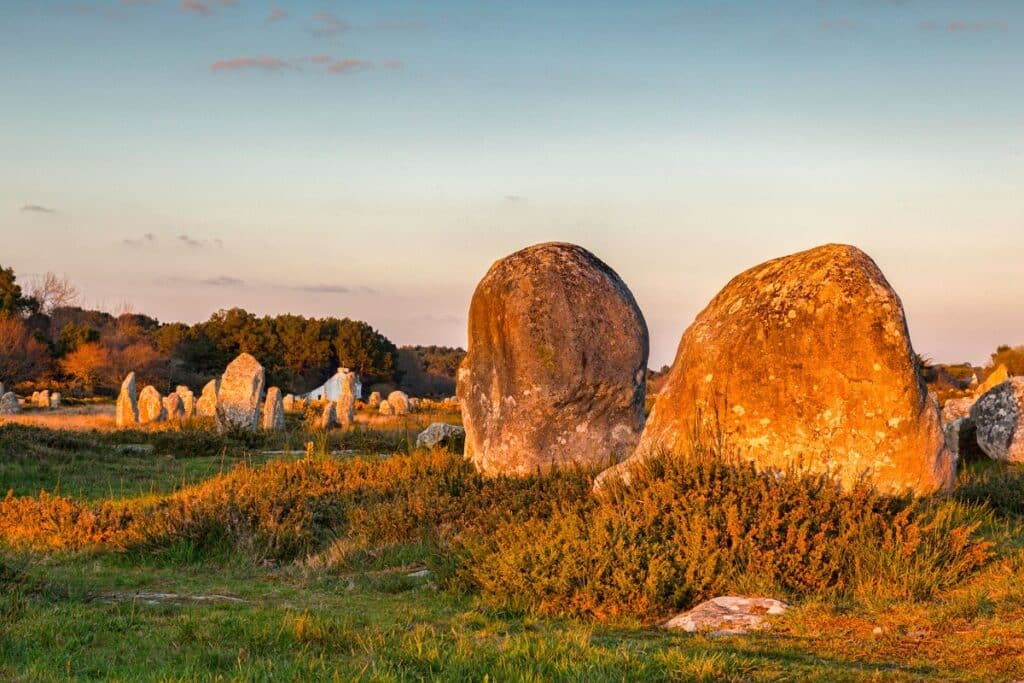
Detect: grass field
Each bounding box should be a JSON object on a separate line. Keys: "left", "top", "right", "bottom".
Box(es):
{"left": 2, "top": 415, "right": 1024, "bottom": 682}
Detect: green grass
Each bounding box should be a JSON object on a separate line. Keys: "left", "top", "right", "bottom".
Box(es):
{"left": 3, "top": 423, "right": 1024, "bottom": 681}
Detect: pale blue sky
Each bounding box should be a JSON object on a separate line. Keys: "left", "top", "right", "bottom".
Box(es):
{"left": 3, "top": 1, "right": 1022, "bottom": 365}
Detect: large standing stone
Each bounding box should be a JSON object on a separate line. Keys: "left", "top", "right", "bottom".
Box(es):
{"left": 215, "top": 353, "right": 265, "bottom": 432}
{"left": 387, "top": 391, "right": 410, "bottom": 416}
{"left": 598, "top": 243, "right": 953, "bottom": 494}
{"left": 116, "top": 373, "right": 139, "bottom": 428}
{"left": 970, "top": 378, "right": 1024, "bottom": 463}
{"left": 458, "top": 242, "right": 649, "bottom": 476}
{"left": 175, "top": 386, "right": 195, "bottom": 419}
{"left": 195, "top": 379, "right": 219, "bottom": 418}
{"left": 138, "top": 386, "right": 166, "bottom": 424}
{"left": 0, "top": 392, "right": 21, "bottom": 415}
{"left": 163, "top": 394, "right": 185, "bottom": 421}
{"left": 262, "top": 387, "right": 286, "bottom": 431}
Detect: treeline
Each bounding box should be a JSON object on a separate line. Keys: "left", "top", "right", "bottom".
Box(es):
{"left": 0, "top": 264, "right": 465, "bottom": 397}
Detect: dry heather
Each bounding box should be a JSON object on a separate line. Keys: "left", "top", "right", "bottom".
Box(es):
{"left": 0, "top": 441, "right": 998, "bottom": 624}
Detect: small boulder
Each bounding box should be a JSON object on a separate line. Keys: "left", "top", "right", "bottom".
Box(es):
{"left": 195, "top": 379, "right": 219, "bottom": 418}
{"left": 664, "top": 597, "right": 789, "bottom": 635}
{"left": 368, "top": 391, "right": 382, "bottom": 408}
{"left": 262, "top": 387, "right": 286, "bottom": 431}
{"left": 216, "top": 353, "right": 265, "bottom": 432}
{"left": 970, "top": 378, "right": 1024, "bottom": 463}
{"left": 0, "top": 392, "right": 21, "bottom": 415}
{"left": 49, "top": 392, "right": 62, "bottom": 409}
{"left": 282, "top": 394, "right": 295, "bottom": 412}
{"left": 387, "top": 391, "right": 410, "bottom": 416}
{"left": 36, "top": 390, "right": 50, "bottom": 409}
{"left": 379, "top": 400, "right": 394, "bottom": 416}
{"left": 116, "top": 373, "right": 139, "bottom": 428}
{"left": 138, "top": 386, "right": 166, "bottom": 424}
{"left": 415, "top": 423, "right": 466, "bottom": 450}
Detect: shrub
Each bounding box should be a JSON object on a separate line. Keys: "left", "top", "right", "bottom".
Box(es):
{"left": 464, "top": 449, "right": 993, "bottom": 622}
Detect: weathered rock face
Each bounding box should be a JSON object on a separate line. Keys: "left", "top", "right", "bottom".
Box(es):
{"left": 416, "top": 423, "right": 466, "bottom": 450}
{"left": 138, "top": 386, "right": 165, "bottom": 424}
{"left": 163, "top": 394, "right": 185, "bottom": 421}
{"left": 116, "top": 373, "right": 139, "bottom": 428}
{"left": 175, "top": 386, "right": 195, "bottom": 419}
{"left": 599, "top": 243, "right": 953, "bottom": 494}
{"left": 943, "top": 417, "right": 986, "bottom": 463}
{"left": 378, "top": 400, "right": 394, "bottom": 416}
{"left": 368, "top": 392, "right": 382, "bottom": 408}
{"left": 387, "top": 391, "right": 410, "bottom": 416}
{"left": 970, "top": 378, "right": 1024, "bottom": 463}
{"left": 262, "top": 387, "right": 285, "bottom": 431}
{"left": 215, "top": 354, "right": 265, "bottom": 432}
{"left": 0, "top": 392, "right": 21, "bottom": 415}
{"left": 458, "top": 242, "right": 649, "bottom": 476}
{"left": 195, "top": 379, "right": 219, "bottom": 418}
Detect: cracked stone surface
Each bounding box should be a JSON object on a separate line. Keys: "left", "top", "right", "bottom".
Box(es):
{"left": 597, "top": 243, "right": 953, "bottom": 494}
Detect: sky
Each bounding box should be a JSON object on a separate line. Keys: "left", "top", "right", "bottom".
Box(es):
{"left": 2, "top": 0, "right": 1022, "bottom": 367}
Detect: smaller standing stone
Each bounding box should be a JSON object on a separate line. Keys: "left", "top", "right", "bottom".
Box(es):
{"left": 175, "top": 386, "right": 195, "bottom": 419}
{"left": 262, "top": 387, "right": 286, "bottom": 431}
{"left": 138, "top": 386, "right": 166, "bottom": 424}
{"left": 195, "top": 379, "right": 219, "bottom": 417}
{"left": 337, "top": 392, "right": 355, "bottom": 426}
{"left": 36, "top": 390, "right": 50, "bottom": 409}
{"left": 408, "top": 397, "right": 420, "bottom": 412}
{"left": 282, "top": 394, "right": 295, "bottom": 412}
{"left": 387, "top": 391, "right": 410, "bottom": 415}
{"left": 163, "top": 394, "right": 185, "bottom": 421}
{"left": 0, "top": 392, "right": 21, "bottom": 415}
{"left": 379, "top": 400, "right": 394, "bottom": 416}
{"left": 49, "top": 392, "right": 62, "bottom": 409}
{"left": 317, "top": 401, "right": 338, "bottom": 430}
{"left": 368, "top": 391, "right": 382, "bottom": 408}
{"left": 116, "top": 373, "right": 139, "bottom": 428}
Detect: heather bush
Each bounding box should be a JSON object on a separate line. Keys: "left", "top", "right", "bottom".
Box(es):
{"left": 465, "top": 450, "right": 993, "bottom": 621}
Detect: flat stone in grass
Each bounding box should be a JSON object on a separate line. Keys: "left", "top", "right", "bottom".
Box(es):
{"left": 664, "top": 596, "right": 789, "bottom": 635}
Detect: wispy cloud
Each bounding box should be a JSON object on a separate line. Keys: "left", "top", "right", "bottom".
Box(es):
{"left": 819, "top": 18, "right": 855, "bottom": 32}
{"left": 211, "top": 55, "right": 400, "bottom": 75}
{"left": 308, "top": 10, "right": 349, "bottom": 37}
{"left": 200, "top": 276, "right": 244, "bottom": 287}
{"left": 920, "top": 19, "right": 1009, "bottom": 32}
{"left": 21, "top": 204, "right": 56, "bottom": 214}
{"left": 268, "top": 6, "right": 286, "bottom": 22}
{"left": 210, "top": 56, "right": 295, "bottom": 72}
{"left": 327, "top": 58, "right": 371, "bottom": 75}
{"left": 122, "top": 232, "right": 158, "bottom": 247}
{"left": 289, "top": 283, "right": 377, "bottom": 295}
{"left": 180, "top": 0, "right": 211, "bottom": 16}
